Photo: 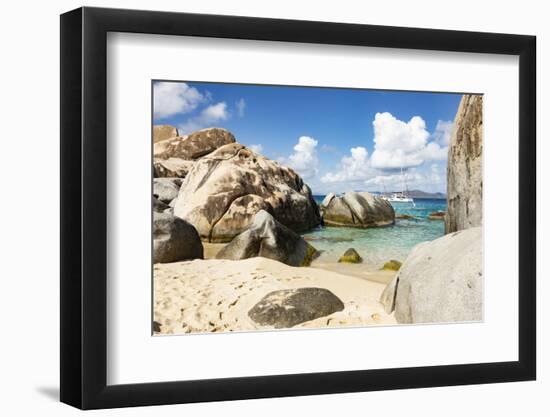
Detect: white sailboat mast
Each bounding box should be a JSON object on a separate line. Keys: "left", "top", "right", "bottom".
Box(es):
{"left": 400, "top": 167, "right": 406, "bottom": 196}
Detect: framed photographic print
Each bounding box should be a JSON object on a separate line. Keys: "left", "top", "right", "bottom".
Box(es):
{"left": 60, "top": 6, "right": 536, "bottom": 409}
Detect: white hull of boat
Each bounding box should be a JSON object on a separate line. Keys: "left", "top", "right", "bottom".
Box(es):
{"left": 386, "top": 197, "right": 414, "bottom": 203}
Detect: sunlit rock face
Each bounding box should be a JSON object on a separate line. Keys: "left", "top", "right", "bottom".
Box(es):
{"left": 445, "top": 95, "right": 483, "bottom": 234}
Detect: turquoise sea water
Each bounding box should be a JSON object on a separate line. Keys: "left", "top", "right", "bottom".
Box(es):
{"left": 303, "top": 196, "right": 447, "bottom": 270}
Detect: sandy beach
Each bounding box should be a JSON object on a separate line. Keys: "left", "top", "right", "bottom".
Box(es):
{"left": 153, "top": 256, "right": 397, "bottom": 335}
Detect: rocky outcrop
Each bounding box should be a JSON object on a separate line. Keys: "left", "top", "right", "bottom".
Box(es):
{"left": 174, "top": 143, "right": 321, "bottom": 242}
{"left": 396, "top": 214, "right": 416, "bottom": 220}
{"left": 153, "top": 158, "right": 195, "bottom": 178}
{"left": 338, "top": 248, "right": 363, "bottom": 263}
{"left": 153, "top": 178, "right": 182, "bottom": 204}
{"left": 428, "top": 211, "right": 445, "bottom": 221}
{"left": 153, "top": 124, "right": 178, "bottom": 143}
{"left": 321, "top": 193, "right": 335, "bottom": 207}
{"left": 248, "top": 287, "right": 345, "bottom": 328}
{"left": 380, "top": 227, "right": 482, "bottom": 323}
{"left": 321, "top": 192, "right": 394, "bottom": 228}
{"left": 153, "top": 212, "right": 203, "bottom": 263}
{"left": 216, "top": 210, "right": 318, "bottom": 266}
{"left": 445, "top": 95, "right": 483, "bottom": 233}
{"left": 153, "top": 128, "right": 236, "bottom": 180}
{"left": 154, "top": 128, "right": 236, "bottom": 161}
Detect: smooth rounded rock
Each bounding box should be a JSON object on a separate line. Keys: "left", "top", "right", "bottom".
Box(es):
{"left": 322, "top": 191, "right": 394, "bottom": 228}
{"left": 153, "top": 212, "right": 204, "bottom": 263}
{"left": 380, "top": 227, "right": 482, "bottom": 324}
{"left": 338, "top": 248, "right": 363, "bottom": 263}
{"left": 248, "top": 287, "right": 345, "bottom": 328}
{"left": 216, "top": 210, "right": 318, "bottom": 267}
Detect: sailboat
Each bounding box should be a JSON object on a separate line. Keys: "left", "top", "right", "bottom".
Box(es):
{"left": 384, "top": 168, "right": 415, "bottom": 206}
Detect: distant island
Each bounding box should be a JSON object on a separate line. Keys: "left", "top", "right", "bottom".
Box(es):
{"left": 325, "top": 190, "right": 447, "bottom": 200}
{"left": 399, "top": 190, "right": 446, "bottom": 199}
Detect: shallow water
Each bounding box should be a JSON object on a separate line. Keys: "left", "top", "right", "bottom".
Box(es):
{"left": 304, "top": 197, "right": 446, "bottom": 270}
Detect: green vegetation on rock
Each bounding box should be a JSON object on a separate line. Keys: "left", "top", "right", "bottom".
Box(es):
{"left": 301, "top": 243, "right": 318, "bottom": 267}
{"left": 382, "top": 260, "right": 402, "bottom": 271}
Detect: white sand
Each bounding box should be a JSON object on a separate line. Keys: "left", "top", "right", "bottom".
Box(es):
{"left": 154, "top": 257, "right": 397, "bottom": 335}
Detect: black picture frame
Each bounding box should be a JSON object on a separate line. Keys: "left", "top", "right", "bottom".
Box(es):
{"left": 60, "top": 6, "right": 536, "bottom": 410}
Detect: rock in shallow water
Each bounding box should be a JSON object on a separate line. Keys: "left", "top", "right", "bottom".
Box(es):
{"left": 216, "top": 210, "right": 318, "bottom": 267}
{"left": 380, "top": 227, "right": 482, "bottom": 323}
{"left": 248, "top": 287, "right": 345, "bottom": 328}
{"left": 428, "top": 211, "right": 445, "bottom": 221}
{"left": 322, "top": 191, "right": 394, "bottom": 228}
{"left": 153, "top": 212, "right": 203, "bottom": 263}
{"left": 381, "top": 260, "right": 402, "bottom": 271}
{"left": 338, "top": 248, "right": 363, "bottom": 263}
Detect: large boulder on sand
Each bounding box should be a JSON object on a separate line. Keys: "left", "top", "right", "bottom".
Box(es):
{"left": 153, "top": 178, "right": 182, "bottom": 203}
{"left": 153, "top": 212, "right": 203, "bottom": 263}
{"left": 248, "top": 287, "right": 345, "bottom": 328}
{"left": 216, "top": 210, "right": 318, "bottom": 266}
{"left": 321, "top": 191, "right": 394, "bottom": 228}
{"left": 380, "top": 227, "right": 482, "bottom": 323}
{"left": 153, "top": 124, "right": 178, "bottom": 143}
{"left": 154, "top": 128, "right": 236, "bottom": 160}
{"left": 174, "top": 143, "right": 321, "bottom": 242}
{"left": 445, "top": 95, "right": 483, "bottom": 233}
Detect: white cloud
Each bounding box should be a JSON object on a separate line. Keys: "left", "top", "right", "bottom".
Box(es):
{"left": 422, "top": 142, "right": 448, "bottom": 160}
{"left": 236, "top": 98, "right": 246, "bottom": 117}
{"left": 153, "top": 82, "right": 206, "bottom": 119}
{"left": 432, "top": 120, "right": 454, "bottom": 146}
{"left": 365, "top": 172, "right": 421, "bottom": 189}
{"left": 370, "top": 112, "right": 447, "bottom": 169}
{"left": 179, "top": 102, "right": 230, "bottom": 134}
{"left": 364, "top": 163, "right": 446, "bottom": 193}
{"left": 281, "top": 136, "right": 319, "bottom": 179}
{"left": 249, "top": 144, "right": 263, "bottom": 154}
{"left": 321, "top": 146, "right": 373, "bottom": 183}
{"left": 201, "top": 102, "right": 228, "bottom": 120}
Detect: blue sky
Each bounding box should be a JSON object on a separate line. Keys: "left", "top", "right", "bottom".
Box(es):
{"left": 153, "top": 80, "right": 462, "bottom": 194}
